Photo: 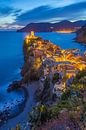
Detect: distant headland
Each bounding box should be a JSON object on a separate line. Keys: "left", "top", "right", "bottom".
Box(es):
{"left": 17, "top": 20, "right": 86, "bottom": 33}
{"left": 76, "top": 24, "right": 86, "bottom": 44}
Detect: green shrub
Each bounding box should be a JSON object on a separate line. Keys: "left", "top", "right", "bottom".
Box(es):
{"left": 52, "top": 73, "right": 60, "bottom": 84}
{"left": 61, "top": 89, "right": 71, "bottom": 100}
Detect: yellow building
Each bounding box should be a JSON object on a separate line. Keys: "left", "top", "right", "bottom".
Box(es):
{"left": 25, "top": 31, "right": 38, "bottom": 44}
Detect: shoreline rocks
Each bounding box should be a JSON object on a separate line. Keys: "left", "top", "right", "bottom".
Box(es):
{"left": 0, "top": 85, "right": 28, "bottom": 127}
{"left": 7, "top": 80, "right": 23, "bottom": 92}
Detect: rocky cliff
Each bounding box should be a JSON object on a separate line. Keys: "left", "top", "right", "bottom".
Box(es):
{"left": 21, "top": 33, "right": 60, "bottom": 83}
{"left": 21, "top": 41, "right": 43, "bottom": 83}
{"left": 76, "top": 24, "right": 86, "bottom": 44}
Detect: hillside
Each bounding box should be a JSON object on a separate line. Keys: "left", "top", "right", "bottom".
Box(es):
{"left": 76, "top": 24, "right": 86, "bottom": 43}
{"left": 17, "top": 20, "right": 86, "bottom": 32}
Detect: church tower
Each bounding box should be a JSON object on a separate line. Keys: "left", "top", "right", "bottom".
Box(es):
{"left": 31, "top": 31, "right": 35, "bottom": 37}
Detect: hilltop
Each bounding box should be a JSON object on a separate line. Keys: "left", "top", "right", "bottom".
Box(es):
{"left": 17, "top": 20, "right": 86, "bottom": 32}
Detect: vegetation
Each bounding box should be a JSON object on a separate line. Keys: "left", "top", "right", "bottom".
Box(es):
{"left": 28, "top": 104, "right": 49, "bottom": 127}
{"left": 52, "top": 73, "right": 60, "bottom": 84}
{"left": 29, "top": 93, "right": 86, "bottom": 129}
{"left": 71, "top": 69, "right": 86, "bottom": 90}
{"left": 28, "top": 70, "right": 86, "bottom": 129}
{"left": 61, "top": 89, "right": 71, "bottom": 100}
{"left": 11, "top": 124, "right": 21, "bottom": 130}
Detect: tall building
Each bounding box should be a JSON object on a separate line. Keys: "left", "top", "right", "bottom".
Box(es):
{"left": 30, "top": 31, "right": 35, "bottom": 37}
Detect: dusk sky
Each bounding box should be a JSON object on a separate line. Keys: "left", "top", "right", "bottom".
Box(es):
{"left": 0, "top": 0, "right": 86, "bottom": 29}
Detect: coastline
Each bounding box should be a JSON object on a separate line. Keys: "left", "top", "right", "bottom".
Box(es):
{"left": 0, "top": 32, "right": 27, "bottom": 127}
{"left": 0, "top": 31, "right": 86, "bottom": 129}
{"left": 0, "top": 81, "right": 39, "bottom": 130}
{"left": 0, "top": 85, "right": 27, "bottom": 127}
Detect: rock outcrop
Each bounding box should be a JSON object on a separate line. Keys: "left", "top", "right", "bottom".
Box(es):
{"left": 76, "top": 24, "right": 86, "bottom": 44}
{"left": 21, "top": 32, "right": 60, "bottom": 84}
{"left": 7, "top": 81, "right": 23, "bottom": 92}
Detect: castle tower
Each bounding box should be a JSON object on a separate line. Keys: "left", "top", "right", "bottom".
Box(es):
{"left": 30, "top": 31, "right": 35, "bottom": 37}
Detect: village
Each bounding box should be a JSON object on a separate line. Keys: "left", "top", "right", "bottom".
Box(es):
{"left": 25, "top": 31, "right": 86, "bottom": 94}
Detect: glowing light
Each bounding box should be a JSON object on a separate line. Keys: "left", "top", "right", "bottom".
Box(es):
{"left": 56, "top": 29, "right": 77, "bottom": 33}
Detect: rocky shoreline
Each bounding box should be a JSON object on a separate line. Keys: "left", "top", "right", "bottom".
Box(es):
{"left": 0, "top": 31, "right": 43, "bottom": 127}
{"left": 0, "top": 86, "right": 27, "bottom": 127}
{"left": 0, "top": 31, "right": 60, "bottom": 127}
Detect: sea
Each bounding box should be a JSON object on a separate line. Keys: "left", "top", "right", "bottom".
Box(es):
{"left": 0, "top": 31, "right": 86, "bottom": 123}
{"left": 0, "top": 31, "right": 86, "bottom": 86}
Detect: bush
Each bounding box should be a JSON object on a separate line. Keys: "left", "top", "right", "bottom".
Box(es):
{"left": 72, "top": 70, "right": 86, "bottom": 89}
{"left": 49, "top": 105, "right": 60, "bottom": 119}
{"left": 52, "top": 73, "right": 60, "bottom": 84}
{"left": 61, "top": 89, "right": 71, "bottom": 100}
{"left": 28, "top": 104, "right": 49, "bottom": 127}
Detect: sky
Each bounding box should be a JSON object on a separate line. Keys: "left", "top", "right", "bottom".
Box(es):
{"left": 0, "top": 0, "right": 86, "bottom": 29}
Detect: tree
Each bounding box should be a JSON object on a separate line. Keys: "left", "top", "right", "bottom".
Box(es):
{"left": 28, "top": 104, "right": 48, "bottom": 127}
{"left": 61, "top": 89, "right": 71, "bottom": 100}
{"left": 71, "top": 70, "right": 86, "bottom": 90}
{"left": 52, "top": 73, "right": 60, "bottom": 84}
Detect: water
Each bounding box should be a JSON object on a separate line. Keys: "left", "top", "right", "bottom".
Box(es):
{"left": 0, "top": 31, "right": 25, "bottom": 86}
{"left": 0, "top": 32, "right": 86, "bottom": 86}
{"left": 0, "top": 31, "right": 26, "bottom": 116}
{"left": 36, "top": 32, "right": 86, "bottom": 54}
{"left": 0, "top": 31, "right": 86, "bottom": 121}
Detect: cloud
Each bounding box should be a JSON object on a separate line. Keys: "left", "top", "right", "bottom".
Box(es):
{"left": 0, "top": 24, "right": 24, "bottom": 30}
{"left": 0, "top": 6, "right": 21, "bottom": 17}
{"left": 16, "top": 1, "right": 86, "bottom": 25}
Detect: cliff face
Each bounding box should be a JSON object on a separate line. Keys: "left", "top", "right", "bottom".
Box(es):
{"left": 21, "top": 42, "right": 42, "bottom": 83}
{"left": 76, "top": 24, "right": 86, "bottom": 43}
{"left": 21, "top": 33, "right": 60, "bottom": 83}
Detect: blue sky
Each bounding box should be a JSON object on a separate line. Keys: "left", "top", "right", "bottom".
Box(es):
{"left": 0, "top": 0, "right": 86, "bottom": 29}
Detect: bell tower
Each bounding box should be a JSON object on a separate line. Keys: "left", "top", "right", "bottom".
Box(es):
{"left": 31, "top": 31, "right": 35, "bottom": 37}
